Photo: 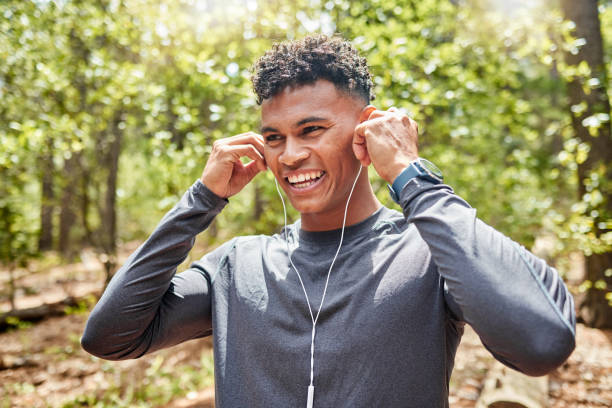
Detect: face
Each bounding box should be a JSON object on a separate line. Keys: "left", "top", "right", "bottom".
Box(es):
{"left": 261, "top": 80, "right": 367, "bottom": 220}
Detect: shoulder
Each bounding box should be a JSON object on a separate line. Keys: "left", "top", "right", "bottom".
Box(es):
{"left": 370, "top": 206, "right": 411, "bottom": 236}
{"left": 194, "top": 229, "right": 286, "bottom": 267}
{"left": 234, "top": 227, "right": 290, "bottom": 249}
{"left": 367, "top": 206, "right": 432, "bottom": 261}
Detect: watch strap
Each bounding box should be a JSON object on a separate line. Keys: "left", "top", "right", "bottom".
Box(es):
{"left": 387, "top": 163, "right": 420, "bottom": 204}
{"left": 387, "top": 159, "right": 442, "bottom": 204}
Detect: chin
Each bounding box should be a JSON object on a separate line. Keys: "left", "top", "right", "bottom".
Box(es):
{"left": 288, "top": 199, "right": 325, "bottom": 215}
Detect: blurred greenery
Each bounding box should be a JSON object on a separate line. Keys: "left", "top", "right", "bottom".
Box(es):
{"left": 1, "top": 0, "right": 609, "bottom": 272}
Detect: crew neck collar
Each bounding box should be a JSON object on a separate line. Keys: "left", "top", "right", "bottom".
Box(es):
{"left": 296, "top": 206, "right": 387, "bottom": 244}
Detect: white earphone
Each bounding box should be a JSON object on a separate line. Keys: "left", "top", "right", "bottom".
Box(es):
{"left": 274, "top": 165, "right": 363, "bottom": 408}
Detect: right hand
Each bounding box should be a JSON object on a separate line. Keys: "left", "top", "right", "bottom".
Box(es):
{"left": 353, "top": 107, "right": 419, "bottom": 184}
{"left": 200, "top": 132, "right": 267, "bottom": 198}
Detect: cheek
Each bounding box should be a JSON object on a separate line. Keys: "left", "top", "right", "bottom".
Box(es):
{"left": 263, "top": 148, "right": 280, "bottom": 174}
{"left": 337, "top": 122, "right": 358, "bottom": 145}
{"left": 263, "top": 147, "right": 273, "bottom": 166}
{"left": 329, "top": 128, "right": 357, "bottom": 156}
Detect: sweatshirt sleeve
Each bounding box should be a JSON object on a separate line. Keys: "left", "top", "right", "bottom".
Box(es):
{"left": 81, "top": 180, "right": 228, "bottom": 360}
{"left": 399, "top": 178, "right": 576, "bottom": 376}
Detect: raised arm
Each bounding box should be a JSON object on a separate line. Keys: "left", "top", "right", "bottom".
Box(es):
{"left": 355, "top": 107, "right": 575, "bottom": 375}
{"left": 82, "top": 132, "right": 266, "bottom": 360}
{"left": 399, "top": 180, "right": 575, "bottom": 375}
{"left": 81, "top": 181, "right": 227, "bottom": 360}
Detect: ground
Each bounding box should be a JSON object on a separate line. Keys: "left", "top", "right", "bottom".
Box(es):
{"left": 1, "top": 249, "right": 611, "bottom": 407}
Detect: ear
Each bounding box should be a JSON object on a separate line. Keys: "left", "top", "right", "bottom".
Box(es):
{"left": 359, "top": 105, "right": 377, "bottom": 123}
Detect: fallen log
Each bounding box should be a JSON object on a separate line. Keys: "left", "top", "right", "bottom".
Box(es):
{"left": 475, "top": 361, "right": 549, "bottom": 408}
{"left": 0, "top": 355, "right": 38, "bottom": 371}
{"left": 0, "top": 295, "right": 93, "bottom": 332}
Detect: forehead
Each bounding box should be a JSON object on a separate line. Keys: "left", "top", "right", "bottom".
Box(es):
{"left": 260, "top": 80, "right": 362, "bottom": 127}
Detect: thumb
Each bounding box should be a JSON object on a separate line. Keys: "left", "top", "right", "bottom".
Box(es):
{"left": 353, "top": 125, "right": 371, "bottom": 166}
{"left": 243, "top": 159, "right": 265, "bottom": 182}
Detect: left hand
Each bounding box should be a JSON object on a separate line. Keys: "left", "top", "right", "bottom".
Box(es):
{"left": 353, "top": 107, "right": 419, "bottom": 183}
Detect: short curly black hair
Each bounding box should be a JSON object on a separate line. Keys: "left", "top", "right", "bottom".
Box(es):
{"left": 251, "top": 35, "right": 375, "bottom": 105}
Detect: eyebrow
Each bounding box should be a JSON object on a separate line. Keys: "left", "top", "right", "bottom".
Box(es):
{"left": 260, "top": 116, "right": 328, "bottom": 133}
{"left": 296, "top": 116, "right": 327, "bottom": 126}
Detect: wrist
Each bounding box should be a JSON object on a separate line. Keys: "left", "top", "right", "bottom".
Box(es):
{"left": 386, "top": 157, "right": 418, "bottom": 184}
{"left": 200, "top": 174, "right": 226, "bottom": 198}
{"left": 387, "top": 158, "right": 443, "bottom": 204}
{"left": 192, "top": 179, "right": 229, "bottom": 210}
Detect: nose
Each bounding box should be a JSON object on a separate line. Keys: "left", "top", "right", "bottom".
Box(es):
{"left": 279, "top": 138, "right": 309, "bottom": 167}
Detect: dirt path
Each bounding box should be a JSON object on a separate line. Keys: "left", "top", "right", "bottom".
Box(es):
{"left": 1, "top": 310, "right": 610, "bottom": 407}
{"left": 0, "top": 313, "right": 214, "bottom": 407}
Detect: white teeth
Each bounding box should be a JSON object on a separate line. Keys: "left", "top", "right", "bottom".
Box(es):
{"left": 293, "top": 180, "right": 315, "bottom": 188}
{"left": 288, "top": 170, "right": 324, "bottom": 185}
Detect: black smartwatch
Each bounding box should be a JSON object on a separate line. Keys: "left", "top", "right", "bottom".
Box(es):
{"left": 387, "top": 158, "right": 443, "bottom": 204}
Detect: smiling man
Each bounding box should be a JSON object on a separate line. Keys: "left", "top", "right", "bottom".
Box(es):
{"left": 259, "top": 80, "right": 380, "bottom": 230}
{"left": 82, "top": 35, "right": 576, "bottom": 407}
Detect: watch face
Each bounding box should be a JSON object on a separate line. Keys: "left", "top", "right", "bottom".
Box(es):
{"left": 419, "top": 159, "right": 443, "bottom": 180}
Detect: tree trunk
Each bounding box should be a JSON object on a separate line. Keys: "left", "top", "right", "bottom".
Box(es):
{"left": 476, "top": 362, "right": 548, "bottom": 408}
{"left": 37, "top": 140, "right": 55, "bottom": 251}
{"left": 104, "top": 116, "right": 122, "bottom": 254}
{"left": 58, "top": 153, "right": 79, "bottom": 257}
{"left": 560, "top": 0, "right": 612, "bottom": 328}
{"left": 8, "top": 264, "right": 16, "bottom": 312}
{"left": 80, "top": 164, "right": 94, "bottom": 247}
{"left": 167, "top": 89, "right": 185, "bottom": 150}
{"left": 99, "top": 110, "right": 123, "bottom": 285}
{"left": 0, "top": 294, "right": 90, "bottom": 332}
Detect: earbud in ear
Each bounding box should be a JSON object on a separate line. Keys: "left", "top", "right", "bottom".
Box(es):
{"left": 359, "top": 105, "right": 377, "bottom": 123}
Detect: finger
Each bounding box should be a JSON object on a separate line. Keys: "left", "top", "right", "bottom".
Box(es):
{"left": 225, "top": 131, "right": 263, "bottom": 144}
{"left": 354, "top": 116, "right": 384, "bottom": 138}
{"left": 224, "top": 144, "right": 266, "bottom": 168}
{"left": 352, "top": 145, "right": 371, "bottom": 166}
{"left": 388, "top": 107, "right": 398, "bottom": 112}
{"left": 352, "top": 127, "right": 371, "bottom": 166}
{"left": 367, "top": 109, "right": 389, "bottom": 120}
{"left": 354, "top": 120, "right": 378, "bottom": 138}
{"left": 352, "top": 139, "right": 367, "bottom": 160}
{"left": 359, "top": 105, "right": 377, "bottom": 123}
{"left": 243, "top": 159, "right": 265, "bottom": 180}
{"left": 223, "top": 132, "right": 265, "bottom": 155}
{"left": 405, "top": 116, "right": 418, "bottom": 134}
{"left": 354, "top": 122, "right": 366, "bottom": 140}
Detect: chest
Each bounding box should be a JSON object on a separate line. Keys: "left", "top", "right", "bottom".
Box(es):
{"left": 210, "top": 232, "right": 451, "bottom": 406}
{"left": 223, "top": 234, "right": 444, "bottom": 352}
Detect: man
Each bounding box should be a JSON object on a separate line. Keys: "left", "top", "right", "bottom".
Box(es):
{"left": 82, "top": 35, "right": 576, "bottom": 407}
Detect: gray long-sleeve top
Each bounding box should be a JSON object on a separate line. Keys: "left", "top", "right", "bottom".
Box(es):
{"left": 82, "top": 178, "right": 576, "bottom": 407}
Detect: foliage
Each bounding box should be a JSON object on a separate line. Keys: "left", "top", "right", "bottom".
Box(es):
{"left": 3, "top": 316, "right": 33, "bottom": 331}
{"left": 0, "top": 1, "right": 609, "bottom": 286}
{"left": 329, "top": 0, "right": 573, "bottom": 246}
{"left": 64, "top": 295, "right": 97, "bottom": 315}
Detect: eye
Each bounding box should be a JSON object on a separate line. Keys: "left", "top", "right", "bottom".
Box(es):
{"left": 264, "top": 134, "right": 283, "bottom": 144}
{"left": 302, "top": 126, "right": 323, "bottom": 135}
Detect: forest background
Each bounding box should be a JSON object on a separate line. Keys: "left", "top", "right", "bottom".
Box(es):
{"left": 0, "top": 0, "right": 611, "bottom": 406}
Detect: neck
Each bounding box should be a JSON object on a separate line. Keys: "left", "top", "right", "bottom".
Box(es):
{"left": 300, "top": 175, "right": 382, "bottom": 232}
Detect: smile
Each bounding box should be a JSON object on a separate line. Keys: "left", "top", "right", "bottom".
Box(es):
{"left": 286, "top": 170, "right": 326, "bottom": 189}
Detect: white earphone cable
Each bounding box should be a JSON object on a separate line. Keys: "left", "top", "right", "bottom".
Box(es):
{"left": 274, "top": 165, "right": 363, "bottom": 408}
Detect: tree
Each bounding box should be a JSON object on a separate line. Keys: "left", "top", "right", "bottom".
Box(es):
{"left": 0, "top": 0, "right": 50, "bottom": 308}
{"left": 2, "top": 0, "right": 608, "bottom": 322}
{"left": 560, "top": 0, "right": 612, "bottom": 328}
{"left": 37, "top": 136, "right": 55, "bottom": 251}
